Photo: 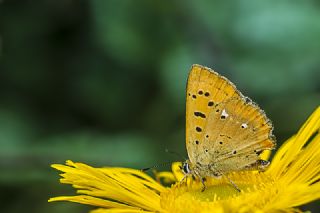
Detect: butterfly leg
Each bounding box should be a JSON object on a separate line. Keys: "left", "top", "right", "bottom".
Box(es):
{"left": 224, "top": 175, "right": 241, "bottom": 192}
{"left": 180, "top": 173, "right": 193, "bottom": 185}
{"left": 200, "top": 177, "right": 206, "bottom": 192}
{"left": 192, "top": 169, "right": 207, "bottom": 192}
{"left": 211, "top": 167, "right": 241, "bottom": 192}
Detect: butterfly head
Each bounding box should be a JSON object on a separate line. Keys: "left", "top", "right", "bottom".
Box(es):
{"left": 181, "top": 160, "right": 200, "bottom": 176}
{"left": 182, "top": 160, "right": 192, "bottom": 175}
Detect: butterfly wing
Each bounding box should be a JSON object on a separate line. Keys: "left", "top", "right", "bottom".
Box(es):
{"left": 186, "top": 64, "right": 275, "bottom": 173}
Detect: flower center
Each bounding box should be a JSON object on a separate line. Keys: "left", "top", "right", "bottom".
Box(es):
{"left": 181, "top": 182, "right": 252, "bottom": 201}
{"left": 160, "top": 171, "right": 274, "bottom": 212}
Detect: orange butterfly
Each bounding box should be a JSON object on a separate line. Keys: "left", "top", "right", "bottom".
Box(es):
{"left": 182, "top": 64, "right": 276, "bottom": 191}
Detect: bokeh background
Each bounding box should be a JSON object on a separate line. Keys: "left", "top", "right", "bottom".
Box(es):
{"left": 1, "top": 1, "right": 320, "bottom": 212}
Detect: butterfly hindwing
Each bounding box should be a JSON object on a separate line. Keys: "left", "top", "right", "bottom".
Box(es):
{"left": 203, "top": 98, "right": 274, "bottom": 172}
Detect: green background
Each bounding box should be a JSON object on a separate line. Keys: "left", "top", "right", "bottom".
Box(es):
{"left": 1, "top": 1, "right": 319, "bottom": 212}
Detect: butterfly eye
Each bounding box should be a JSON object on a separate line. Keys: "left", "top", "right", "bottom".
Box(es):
{"left": 182, "top": 162, "right": 191, "bottom": 174}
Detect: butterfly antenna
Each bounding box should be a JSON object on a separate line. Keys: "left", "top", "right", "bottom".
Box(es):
{"left": 165, "top": 148, "right": 186, "bottom": 161}
{"left": 141, "top": 149, "right": 186, "bottom": 172}
{"left": 141, "top": 162, "right": 172, "bottom": 172}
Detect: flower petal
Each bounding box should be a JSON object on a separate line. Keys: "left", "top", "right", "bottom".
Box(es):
{"left": 265, "top": 106, "right": 320, "bottom": 211}
{"left": 49, "top": 160, "right": 165, "bottom": 212}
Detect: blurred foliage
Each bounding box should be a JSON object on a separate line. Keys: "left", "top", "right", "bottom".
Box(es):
{"left": 0, "top": 0, "right": 319, "bottom": 212}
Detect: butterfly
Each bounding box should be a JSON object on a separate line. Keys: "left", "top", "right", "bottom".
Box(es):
{"left": 182, "top": 64, "right": 276, "bottom": 191}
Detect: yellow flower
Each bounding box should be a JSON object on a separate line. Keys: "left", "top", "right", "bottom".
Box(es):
{"left": 49, "top": 107, "right": 320, "bottom": 213}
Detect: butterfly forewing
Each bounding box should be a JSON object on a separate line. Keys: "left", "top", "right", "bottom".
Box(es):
{"left": 186, "top": 64, "right": 275, "bottom": 174}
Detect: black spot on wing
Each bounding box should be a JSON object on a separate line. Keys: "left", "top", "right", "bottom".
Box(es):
{"left": 194, "top": 111, "right": 206, "bottom": 118}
